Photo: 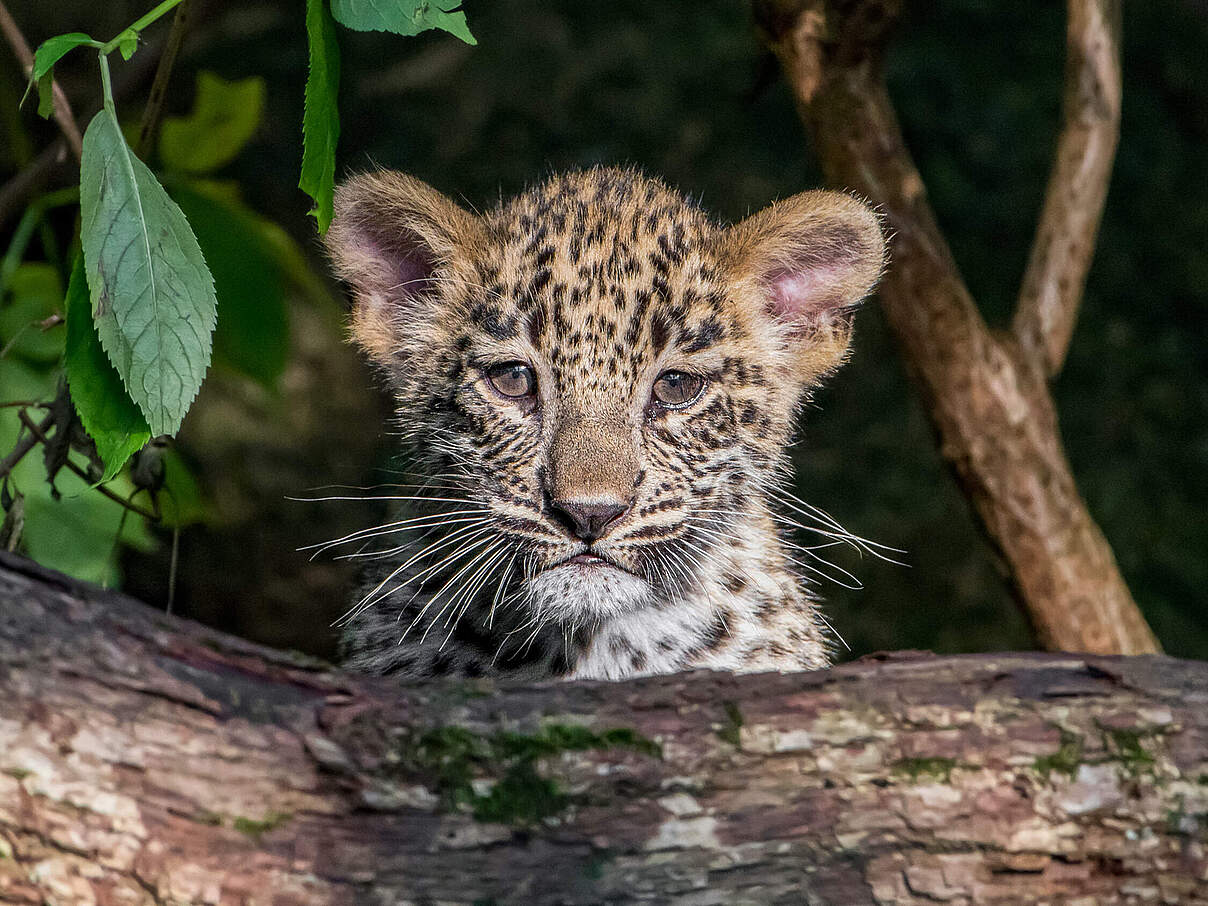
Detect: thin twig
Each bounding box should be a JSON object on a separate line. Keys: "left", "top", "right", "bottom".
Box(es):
{"left": 167, "top": 524, "right": 180, "bottom": 614}
{"left": 0, "top": 0, "right": 85, "bottom": 161}
{"left": 0, "top": 411, "right": 53, "bottom": 480}
{"left": 1012, "top": 0, "right": 1122, "bottom": 377}
{"left": 135, "top": 0, "right": 191, "bottom": 158}
{"left": 16, "top": 410, "right": 159, "bottom": 521}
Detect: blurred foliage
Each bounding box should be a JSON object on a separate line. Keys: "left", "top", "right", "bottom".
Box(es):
{"left": 2, "top": 0, "right": 1205, "bottom": 659}
{"left": 0, "top": 262, "right": 155, "bottom": 584}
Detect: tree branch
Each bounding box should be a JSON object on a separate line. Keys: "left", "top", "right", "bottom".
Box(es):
{"left": 0, "top": 139, "right": 69, "bottom": 231}
{"left": 1013, "top": 0, "right": 1122, "bottom": 377}
{"left": 0, "top": 411, "right": 52, "bottom": 481}
{"left": 0, "top": 0, "right": 84, "bottom": 162}
{"left": 754, "top": 0, "right": 1158, "bottom": 655}
{"left": 0, "top": 552, "right": 1204, "bottom": 904}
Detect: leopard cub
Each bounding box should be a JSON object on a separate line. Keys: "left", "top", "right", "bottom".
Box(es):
{"left": 324, "top": 167, "right": 885, "bottom": 681}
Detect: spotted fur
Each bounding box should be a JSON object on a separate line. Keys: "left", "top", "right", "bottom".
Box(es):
{"left": 323, "top": 167, "right": 885, "bottom": 680}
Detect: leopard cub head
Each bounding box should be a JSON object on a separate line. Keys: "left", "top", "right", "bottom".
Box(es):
{"left": 325, "top": 168, "right": 884, "bottom": 631}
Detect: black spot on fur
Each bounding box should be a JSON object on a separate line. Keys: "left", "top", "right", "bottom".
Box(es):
{"left": 529, "top": 267, "right": 552, "bottom": 297}
{"left": 527, "top": 305, "right": 548, "bottom": 346}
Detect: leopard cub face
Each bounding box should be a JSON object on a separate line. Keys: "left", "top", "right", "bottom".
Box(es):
{"left": 324, "top": 167, "right": 885, "bottom": 680}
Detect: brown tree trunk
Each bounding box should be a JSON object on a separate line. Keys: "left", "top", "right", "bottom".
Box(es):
{"left": 1, "top": 552, "right": 1204, "bottom": 905}
{"left": 753, "top": 0, "right": 1159, "bottom": 656}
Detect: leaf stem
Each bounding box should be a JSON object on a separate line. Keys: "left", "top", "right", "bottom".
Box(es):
{"left": 98, "top": 50, "right": 114, "bottom": 113}
{"left": 100, "top": 0, "right": 185, "bottom": 55}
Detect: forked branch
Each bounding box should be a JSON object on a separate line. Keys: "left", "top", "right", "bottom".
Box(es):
{"left": 755, "top": 0, "right": 1158, "bottom": 654}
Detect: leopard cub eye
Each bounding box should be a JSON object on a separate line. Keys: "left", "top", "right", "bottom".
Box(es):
{"left": 486, "top": 361, "right": 537, "bottom": 399}
{"left": 651, "top": 370, "right": 705, "bottom": 409}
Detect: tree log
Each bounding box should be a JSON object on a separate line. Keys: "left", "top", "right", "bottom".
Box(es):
{"left": 753, "top": 0, "right": 1158, "bottom": 657}
{"left": 0, "top": 552, "right": 1206, "bottom": 904}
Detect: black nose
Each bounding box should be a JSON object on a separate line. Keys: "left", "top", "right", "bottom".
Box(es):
{"left": 550, "top": 499, "right": 630, "bottom": 542}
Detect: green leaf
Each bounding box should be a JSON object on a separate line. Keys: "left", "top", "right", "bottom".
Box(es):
{"left": 21, "top": 464, "right": 155, "bottom": 586}
{"left": 31, "top": 33, "right": 96, "bottom": 82}
{"left": 0, "top": 360, "right": 58, "bottom": 431}
{"left": 0, "top": 263, "right": 65, "bottom": 364}
{"left": 36, "top": 75, "right": 54, "bottom": 119}
{"left": 1, "top": 353, "right": 152, "bottom": 587}
{"left": 329, "top": 0, "right": 476, "bottom": 44}
{"left": 79, "top": 107, "right": 217, "bottom": 437}
{"left": 22, "top": 33, "right": 96, "bottom": 117}
{"left": 301, "top": 0, "right": 340, "bottom": 234}
{"left": 117, "top": 32, "right": 138, "bottom": 62}
{"left": 159, "top": 72, "right": 267, "bottom": 174}
{"left": 169, "top": 183, "right": 290, "bottom": 387}
{"left": 251, "top": 213, "right": 335, "bottom": 308}
{"left": 63, "top": 254, "right": 151, "bottom": 480}
{"left": 158, "top": 447, "right": 206, "bottom": 527}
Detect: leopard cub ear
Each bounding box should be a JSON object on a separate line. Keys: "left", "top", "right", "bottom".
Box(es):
{"left": 723, "top": 190, "right": 886, "bottom": 382}
{"left": 324, "top": 171, "right": 488, "bottom": 368}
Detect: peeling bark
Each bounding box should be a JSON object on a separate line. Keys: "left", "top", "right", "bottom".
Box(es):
{"left": 1, "top": 553, "right": 1205, "bottom": 905}
{"left": 754, "top": 0, "right": 1157, "bottom": 655}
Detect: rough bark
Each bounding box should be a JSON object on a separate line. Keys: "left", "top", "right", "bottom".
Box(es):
{"left": 753, "top": 0, "right": 1157, "bottom": 656}
{"left": 1, "top": 552, "right": 1205, "bottom": 905}
{"left": 1014, "top": 0, "right": 1122, "bottom": 376}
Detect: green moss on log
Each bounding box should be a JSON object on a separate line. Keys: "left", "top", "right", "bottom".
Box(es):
{"left": 395, "top": 722, "right": 661, "bottom": 825}
{"left": 1034, "top": 728, "right": 1085, "bottom": 779}
{"left": 717, "top": 701, "right": 744, "bottom": 747}
{"left": 1101, "top": 726, "right": 1157, "bottom": 777}
{"left": 892, "top": 757, "right": 958, "bottom": 783}
{"left": 233, "top": 811, "right": 291, "bottom": 840}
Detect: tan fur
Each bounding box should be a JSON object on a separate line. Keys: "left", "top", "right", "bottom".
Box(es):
{"left": 328, "top": 171, "right": 488, "bottom": 367}
{"left": 548, "top": 407, "right": 639, "bottom": 508}
{"left": 323, "top": 167, "right": 886, "bottom": 681}
{"left": 722, "top": 190, "right": 886, "bottom": 382}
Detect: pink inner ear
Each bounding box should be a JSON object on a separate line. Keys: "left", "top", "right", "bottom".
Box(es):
{"left": 356, "top": 228, "right": 436, "bottom": 299}
{"left": 768, "top": 263, "right": 849, "bottom": 323}
{"left": 388, "top": 246, "right": 435, "bottom": 296}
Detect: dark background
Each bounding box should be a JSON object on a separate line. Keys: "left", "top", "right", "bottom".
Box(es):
{"left": 5, "top": 0, "right": 1206, "bottom": 660}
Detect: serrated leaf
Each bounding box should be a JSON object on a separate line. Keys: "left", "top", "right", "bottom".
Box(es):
{"left": 169, "top": 183, "right": 289, "bottom": 387}
{"left": 31, "top": 33, "right": 96, "bottom": 82}
{"left": 160, "top": 72, "right": 266, "bottom": 174}
{"left": 79, "top": 107, "right": 217, "bottom": 437}
{"left": 301, "top": 0, "right": 340, "bottom": 234}
{"left": 63, "top": 254, "right": 151, "bottom": 480}
{"left": 329, "top": 0, "right": 476, "bottom": 44}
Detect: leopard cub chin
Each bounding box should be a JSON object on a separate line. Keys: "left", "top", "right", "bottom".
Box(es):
{"left": 322, "top": 166, "right": 886, "bottom": 681}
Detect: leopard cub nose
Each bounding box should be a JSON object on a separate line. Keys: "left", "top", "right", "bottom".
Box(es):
{"left": 550, "top": 499, "right": 630, "bottom": 542}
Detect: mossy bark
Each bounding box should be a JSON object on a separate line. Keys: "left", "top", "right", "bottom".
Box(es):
{"left": 1, "top": 552, "right": 1206, "bottom": 904}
